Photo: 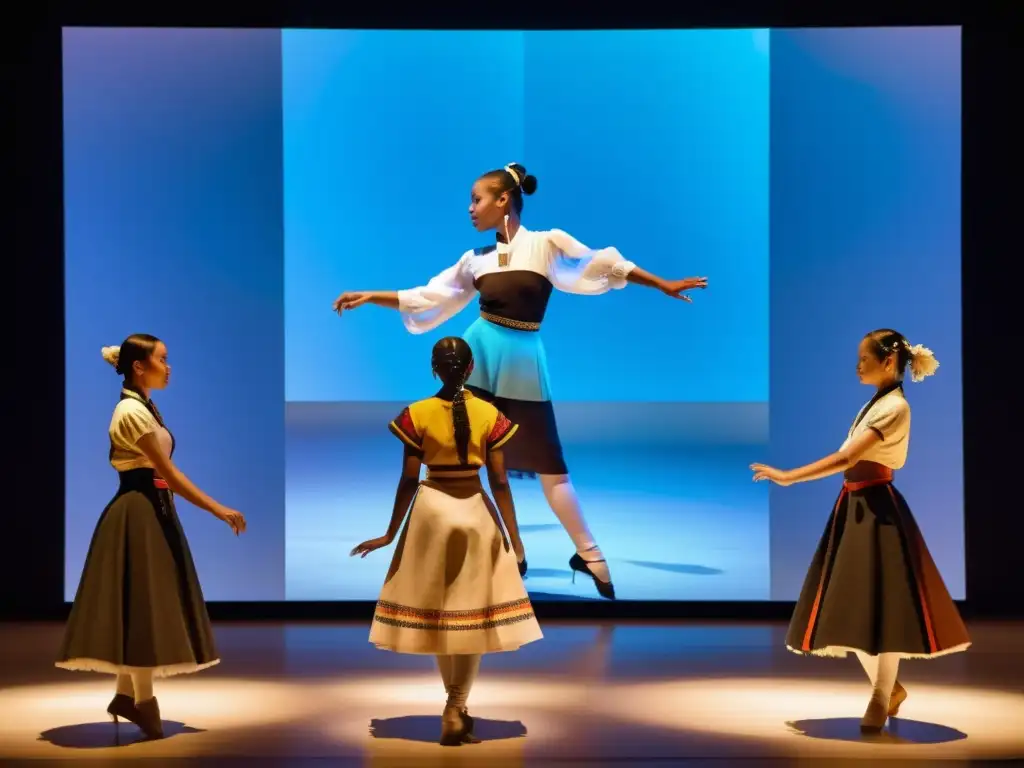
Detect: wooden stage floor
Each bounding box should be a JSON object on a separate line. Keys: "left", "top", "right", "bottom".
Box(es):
{"left": 1, "top": 620, "right": 1021, "bottom": 765}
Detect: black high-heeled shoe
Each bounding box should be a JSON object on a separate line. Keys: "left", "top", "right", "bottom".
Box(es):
{"left": 107, "top": 693, "right": 142, "bottom": 739}
{"left": 107, "top": 693, "right": 138, "bottom": 721}
{"left": 569, "top": 553, "right": 616, "bottom": 599}
{"left": 134, "top": 697, "right": 165, "bottom": 740}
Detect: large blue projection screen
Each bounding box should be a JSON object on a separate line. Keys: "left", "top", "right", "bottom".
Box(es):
{"left": 62, "top": 27, "right": 962, "bottom": 603}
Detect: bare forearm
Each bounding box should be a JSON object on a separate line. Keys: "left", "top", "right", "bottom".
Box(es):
{"left": 488, "top": 479, "right": 520, "bottom": 541}
{"left": 786, "top": 452, "right": 851, "bottom": 484}
{"left": 625, "top": 266, "right": 666, "bottom": 290}
{"left": 386, "top": 477, "right": 419, "bottom": 539}
{"left": 164, "top": 466, "right": 222, "bottom": 515}
{"left": 367, "top": 291, "right": 401, "bottom": 310}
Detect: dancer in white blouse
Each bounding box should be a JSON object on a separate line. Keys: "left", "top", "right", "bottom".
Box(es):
{"left": 334, "top": 163, "right": 706, "bottom": 599}
{"left": 751, "top": 329, "right": 970, "bottom": 731}
{"left": 57, "top": 334, "right": 246, "bottom": 740}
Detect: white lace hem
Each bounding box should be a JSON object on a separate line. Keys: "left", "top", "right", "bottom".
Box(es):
{"left": 55, "top": 657, "right": 220, "bottom": 678}
{"left": 786, "top": 642, "right": 971, "bottom": 660}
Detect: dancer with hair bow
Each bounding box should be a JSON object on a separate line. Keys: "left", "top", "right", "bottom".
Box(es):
{"left": 751, "top": 330, "right": 969, "bottom": 732}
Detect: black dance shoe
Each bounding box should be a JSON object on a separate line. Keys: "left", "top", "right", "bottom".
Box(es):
{"left": 569, "top": 553, "right": 616, "bottom": 600}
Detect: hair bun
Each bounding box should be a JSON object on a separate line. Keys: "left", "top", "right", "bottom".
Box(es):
{"left": 505, "top": 163, "right": 537, "bottom": 195}
{"left": 907, "top": 343, "right": 939, "bottom": 382}
{"left": 101, "top": 345, "right": 121, "bottom": 371}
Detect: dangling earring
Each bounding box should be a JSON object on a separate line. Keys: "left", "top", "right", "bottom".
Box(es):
{"left": 498, "top": 214, "right": 512, "bottom": 268}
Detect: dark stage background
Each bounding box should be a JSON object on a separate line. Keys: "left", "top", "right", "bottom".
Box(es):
{"left": 8, "top": 4, "right": 1019, "bottom": 622}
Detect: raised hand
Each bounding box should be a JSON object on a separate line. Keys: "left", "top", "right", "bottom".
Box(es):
{"left": 332, "top": 291, "right": 373, "bottom": 315}
{"left": 660, "top": 277, "right": 708, "bottom": 303}
{"left": 350, "top": 535, "right": 393, "bottom": 558}
{"left": 214, "top": 505, "right": 247, "bottom": 535}
{"left": 750, "top": 463, "right": 792, "bottom": 486}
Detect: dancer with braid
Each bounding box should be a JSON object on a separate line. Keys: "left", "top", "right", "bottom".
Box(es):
{"left": 336, "top": 162, "right": 707, "bottom": 598}
{"left": 351, "top": 336, "right": 542, "bottom": 747}
{"left": 751, "top": 329, "right": 970, "bottom": 732}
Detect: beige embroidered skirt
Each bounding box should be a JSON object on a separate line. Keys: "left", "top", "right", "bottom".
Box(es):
{"left": 369, "top": 478, "right": 542, "bottom": 655}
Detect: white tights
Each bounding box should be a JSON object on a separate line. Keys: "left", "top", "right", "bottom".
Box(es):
{"left": 854, "top": 650, "right": 901, "bottom": 703}
{"left": 539, "top": 474, "right": 611, "bottom": 583}
{"left": 435, "top": 654, "right": 481, "bottom": 710}
{"left": 115, "top": 670, "right": 155, "bottom": 704}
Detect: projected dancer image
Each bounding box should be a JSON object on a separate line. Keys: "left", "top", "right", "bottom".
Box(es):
{"left": 56, "top": 336, "right": 247, "bottom": 741}
{"left": 750, "top": 330, "right": 970, "bottom": 732}
{"left": 334, "top": 163, "right": 708, "bottom": 599}
{"left": 351, "top": 336, "right": 542, "bottom": 746}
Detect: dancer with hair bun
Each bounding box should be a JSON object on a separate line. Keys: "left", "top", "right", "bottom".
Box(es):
{"left": 57, "top": 335, "right": 246, "bottom": 740}
{"left": 352, "top": 336, "right": 541, "bottom": 747}
{"left": 335, "top": 162, "right": 708, "bottom": 599}
{"left": 751, "top": 329, "right": 970, "bottom": 732}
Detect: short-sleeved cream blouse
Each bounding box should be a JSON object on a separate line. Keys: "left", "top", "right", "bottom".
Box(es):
{"left": 840, "top": 388, "right": 911, "bottom": 470}
{"left": 109, "top": 389, "right": 173, "bottom": 471}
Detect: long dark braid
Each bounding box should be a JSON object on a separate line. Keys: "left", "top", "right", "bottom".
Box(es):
{"left": 451, "top": 384, "right": 471, "bottom": 466}
{"left": 432, "top": 337, "right": 475, "bottom": 466}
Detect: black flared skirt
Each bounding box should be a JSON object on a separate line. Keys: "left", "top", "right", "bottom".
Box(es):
{"left": 786, "top": 477, "right": 971, "bottom": 659}
{"left": 56, "top": 468, "right": 219, "bottom": 677}
{"left": 466, "top": 386, "right": 567, "bottom": 478}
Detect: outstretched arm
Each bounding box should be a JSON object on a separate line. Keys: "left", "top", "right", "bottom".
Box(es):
{"left": 751, "top": 430, "right": 882, "bottom": 486}
{"left": 334, "top": 291, "right": 400, "bottom": 311}
{"left": 546, "top": 228, "right": 707, "bottom": 301}
{"left": 624, "top": 266, "right": 678, "bottom": 291}
{"left": 752, "top": 399, "right": 909, "bottom": 486}
{"left": 351, "top": 447, "right": 421, "bottom": 558}
{"left": 136, "top": 433, "right": 247, "bottom": 533}
{"left": 333, "top": 253, "right": 477, "bottom": 334}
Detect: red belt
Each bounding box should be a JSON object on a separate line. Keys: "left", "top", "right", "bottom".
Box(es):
{"left": 842, "top": 463, "right": 893, "bottom": 492}
{"left": 843, "top": 475, "right": 892, "bottom": 492}
{"left": 153, "top": 478, "right": 169, "bottom": 489}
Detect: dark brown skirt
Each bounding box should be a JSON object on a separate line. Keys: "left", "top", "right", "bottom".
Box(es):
{"left": 56, "top": 468, "right": 219, "bottom": 677}
{"left": 465, "top": 387, "right": 567, "bottom": 478}
{"left": 786, "top": 478, "right": 970, "bottom": 659}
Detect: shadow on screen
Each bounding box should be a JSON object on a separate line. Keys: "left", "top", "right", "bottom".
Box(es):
{"left": 517, "top": 524, "right": 563, "bottom": 533}
{"left": 623, "top": 560, "right": 725, "bottom": 576}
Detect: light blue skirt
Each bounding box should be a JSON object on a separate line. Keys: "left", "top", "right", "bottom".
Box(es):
{"left": 463, "top": 318, "right": 551, "bottom": 402}
{"left": 461, "top": 317, "right": 567, "bottom": 476}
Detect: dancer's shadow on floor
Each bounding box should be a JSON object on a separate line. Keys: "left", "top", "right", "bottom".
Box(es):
{"left": 39, "top": 720, "right": 203, "bottom": 748}
{"left": 623, "top": 559, "right": 724, "bottom": 576}
{"left": 370, "top": 716, "right": 526, "bottom": 743}
{"left": 786, "top": 717, "right": 967, "bottom": 745}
